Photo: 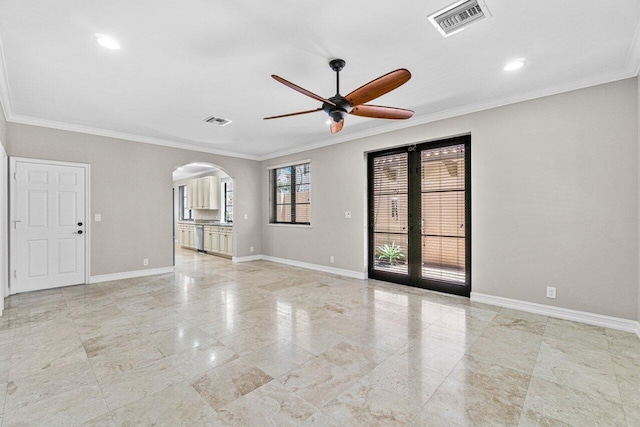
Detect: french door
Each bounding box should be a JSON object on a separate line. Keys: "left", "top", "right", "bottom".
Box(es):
{"left": 368, "top": 136, "right": 470, "bottom": 296}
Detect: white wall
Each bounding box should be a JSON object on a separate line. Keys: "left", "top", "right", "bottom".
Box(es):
{"left": 262, "top": 78, "right": 639, "bottom": 321}
{"left": 6, "top": 124, "right": 261, "bottom": 277}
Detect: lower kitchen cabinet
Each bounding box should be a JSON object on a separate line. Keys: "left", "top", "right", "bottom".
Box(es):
{"left": 179, "top": 223, "right": 232, "bottom": 257}
{"left": 178, "top": 223, "right": 196, "bottom": 249}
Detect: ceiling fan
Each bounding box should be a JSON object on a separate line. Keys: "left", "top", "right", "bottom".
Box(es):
{"left": 264, "top": 59, "right": 414, "bottom": 134}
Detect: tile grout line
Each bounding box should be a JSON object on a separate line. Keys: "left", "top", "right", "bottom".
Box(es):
{"left": 62, "top": 286, "right": 115, "bottom": 424}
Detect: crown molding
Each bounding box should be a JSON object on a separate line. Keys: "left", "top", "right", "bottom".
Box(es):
{"left": 7, "top": 115, "right": 261, "bottom": 161}
{"left": 0, "top": 37, "right": 15, "bottom": 121}
{"left": 626, "top": 22, "right": 640, "bottom": 76}
{"left": 0, "top": 28, "right": 636, "bottom": 163}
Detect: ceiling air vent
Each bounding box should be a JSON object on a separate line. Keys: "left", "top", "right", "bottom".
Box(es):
{"left": 203, "top": 116, "right": 232, "bottom": 126}
{"left": 428, "top": 0, "right": 491, "bottom": 37}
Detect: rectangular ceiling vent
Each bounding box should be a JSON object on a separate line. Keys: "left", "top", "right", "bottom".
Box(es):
{"left": 203, "top": 116, "right": 232, "bottom": 126}
{"left": 428, "top": 0, "right": 491, "bottom": 37}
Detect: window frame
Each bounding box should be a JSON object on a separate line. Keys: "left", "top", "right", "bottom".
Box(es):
{"left": 269, "top": 161, "right": 311, "bottom": 225}
{"left": 179, "top": 185, "right": 193, "bottom": 221}
{"left": 224, "top": 181, "right": 233, "bottom": 223}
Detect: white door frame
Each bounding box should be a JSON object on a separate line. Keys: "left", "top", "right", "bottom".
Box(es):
{"left": 9, "top": 157, "right": 91, "bottom": 295}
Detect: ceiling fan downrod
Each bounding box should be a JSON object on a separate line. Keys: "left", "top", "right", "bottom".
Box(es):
{"left": 325, "top": 59, "right": 349, "bottom": 123}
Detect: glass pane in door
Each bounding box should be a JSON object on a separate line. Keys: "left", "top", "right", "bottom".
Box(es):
{"left": 421, "top": 145, "right": 466, "bottom": 284}
{"left": 371, "top": 153, "right": 409, "bottom": 275}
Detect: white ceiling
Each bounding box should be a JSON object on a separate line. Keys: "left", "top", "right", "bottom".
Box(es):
{"left": 0, "top": 1, "right": 639, "bottom": 160}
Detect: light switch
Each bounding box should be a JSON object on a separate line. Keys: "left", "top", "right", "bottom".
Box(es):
{"left": 95, "top": 214, "right": 102, "bottom": 222}
{"left": 244, "top": 213, "right": 248, "bottom": 220}
{"left": 344, "top": 211, "right": 351, "bottom": 219}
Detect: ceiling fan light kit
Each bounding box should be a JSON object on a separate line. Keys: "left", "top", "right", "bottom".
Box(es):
{"left": 264, "top": 59, "right": 414, "bottom": 134}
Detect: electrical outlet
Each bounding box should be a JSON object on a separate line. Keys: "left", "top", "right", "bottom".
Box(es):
{"left": 143, "top": 258, "right": 149, "bottom": 266}
{"left": 546, "top": 286, "right": 556, "bottom": 299}
{"left": 330, "top": 256, "right": 335, "bottom": 263}
{"left": 250, "top": 246, "right": 254, "bottom": 253}
{"left": 95, "top": 214, "right": 101, "bottom": 222}
{"left": 344, "top": 211, "right": 351, "bottom": 219}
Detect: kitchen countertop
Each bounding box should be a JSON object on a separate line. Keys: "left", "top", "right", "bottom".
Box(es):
{"left": 178, "top": 221, "right": 233, "bottom": 226}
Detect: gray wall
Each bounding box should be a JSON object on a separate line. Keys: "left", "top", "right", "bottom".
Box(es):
{"left": 6, "top": 124, "right": 261, "bottom": 276}
{"left": 262, "top": 78, "right": 639, "bottom": 321}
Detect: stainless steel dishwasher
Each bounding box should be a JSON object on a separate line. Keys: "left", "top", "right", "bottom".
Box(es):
{"left": 194, "top": 224, "right": 204, "bottom": 252}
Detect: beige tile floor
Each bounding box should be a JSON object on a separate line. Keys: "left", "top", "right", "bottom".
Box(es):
{"left": 0, "top": 247, "right": 639, "bottom": 426}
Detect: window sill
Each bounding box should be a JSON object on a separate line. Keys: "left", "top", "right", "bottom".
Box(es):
{"left": 267, "top": 223, "right": 312, "bottom": 229}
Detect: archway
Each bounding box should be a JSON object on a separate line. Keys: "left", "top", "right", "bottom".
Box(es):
{"left": 172, "top": 162, "right": 234, "bottom": 264}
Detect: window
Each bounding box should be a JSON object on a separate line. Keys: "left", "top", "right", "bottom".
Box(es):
{"left": 224, "top": 181, "right": 233, "bottom": 223}
{"left": 270, "top": 162, "right": 311, "bottom": 224}
{"left": 179, "top": 185, "right": 192, "bottom": 220}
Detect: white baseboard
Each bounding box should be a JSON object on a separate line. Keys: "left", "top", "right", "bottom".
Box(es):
{"left": 233, "top": 254, "right": 365, "bottom": 280}
{"left": 232, "top": 255, "right": 263, "bottom": 263}
{"left": 89, "top": 266, "right": 175, "bottom": 284}
{"left": 471, "top": 292, "right": 640, "bottom": 336}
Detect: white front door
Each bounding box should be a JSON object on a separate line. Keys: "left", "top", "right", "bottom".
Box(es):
{"left": 10, "top": 158, "right": 87, "bottom": 294}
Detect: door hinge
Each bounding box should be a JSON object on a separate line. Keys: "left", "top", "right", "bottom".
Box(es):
{"left": 13, "top": 172, "right": 17, "bottom": 180}
{"left": 13, "top": 270, "right": 16, "bottom": 279}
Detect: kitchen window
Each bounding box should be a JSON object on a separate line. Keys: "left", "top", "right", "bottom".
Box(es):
{"left": 179, "top": 185, "right": 192, "bottom": 220}
{"left": 270, "top": 162, "right": 311, "bottom": 225}
{"left": 224, "top": 181, "right": 233, "bottom": 223}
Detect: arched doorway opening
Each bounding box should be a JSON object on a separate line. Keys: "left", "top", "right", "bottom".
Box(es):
{"left": 172, "top": 162, "right": 234, "bottom": 264}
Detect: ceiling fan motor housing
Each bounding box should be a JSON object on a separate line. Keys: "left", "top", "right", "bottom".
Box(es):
{"left": 323, "top": 96, "right": 351, "bottom": 123}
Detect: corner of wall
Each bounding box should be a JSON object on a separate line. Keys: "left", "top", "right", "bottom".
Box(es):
{"left": 0, "top": 98, "right": 7, "bottom": 151}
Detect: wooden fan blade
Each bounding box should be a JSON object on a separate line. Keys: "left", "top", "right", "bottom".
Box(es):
{"left": 264, "top": 108, "right": 323, "bottom": 120}
{"left": 345, "top": 69, "right": 411, "bottom": 106}
{"left": 272, "top": 75, "right": 336, "bottom": 106}
{"left": 330, "top": 119, "right": 344, "bottom": 134}
{"left": 350, "top": 105, "right": 414, "bottom": 119}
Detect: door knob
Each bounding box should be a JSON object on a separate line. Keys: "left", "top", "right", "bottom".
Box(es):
{"left": 78, "top": 222, "right": 83, "bottom": 226}
{"left": 76, "top": 230, "right": 83, "bottom": 234}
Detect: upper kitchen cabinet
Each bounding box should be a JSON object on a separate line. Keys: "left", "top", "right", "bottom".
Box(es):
{"left": 187, "top": 176, "right": 220, "bottom": 210}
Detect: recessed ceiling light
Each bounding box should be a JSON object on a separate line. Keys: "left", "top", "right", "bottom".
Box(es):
{"left": 94, "top": 33, "right": 120, "bottom": 50}
{"left": 503, "top": 59, "right": 525, "bottom": 71}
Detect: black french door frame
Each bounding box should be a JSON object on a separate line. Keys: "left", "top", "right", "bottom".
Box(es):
{"left": 367, "top": 135, "right": 471, "bottom": 297}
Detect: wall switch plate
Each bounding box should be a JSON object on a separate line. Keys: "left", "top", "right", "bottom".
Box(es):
{"left": 95, "top": 214, "right": 101, "bottom": 222}
{"left": 244, "top": 213, "right": 248, "bottom": 220}
{"left": 143, "top": 258, "right": 149, "bottom": 266}
{"left": 546, "top": 286, "right": 556, "bottom": 299}
{"left": 330, "top": 256, "right": 335, "bottom": 263}
{"left": 344, "top": 211, "right": 351, "bottom": 219}
{"left": 250, "top": 246, "right": 254, "bottom": 253}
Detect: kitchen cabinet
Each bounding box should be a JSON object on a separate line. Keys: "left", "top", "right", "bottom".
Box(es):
{"left": 178, "top": 223, "right": 195, "bottom": 249}
{"left": 187, "top": 176, "right": 220, "bottom": 210}
{"left": 187, "top": 180, "right": 198, "bottom": 210}
{"left": 199, "top": 225, "right": 231, "bottom": 257}
{"left": 188, "top": 227, "right": 194, "bottom": 248}
{"left": 218, "top": 226, "right": 233, "bottom": 256}
{"left": 203, "top": 225, "right": 219, "bottom": 252}
{"left": 210, "top": 228, "right": 221, "bottom": 252}
{"left": 179, "top": 222, "right": 231, "bottom": 256}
